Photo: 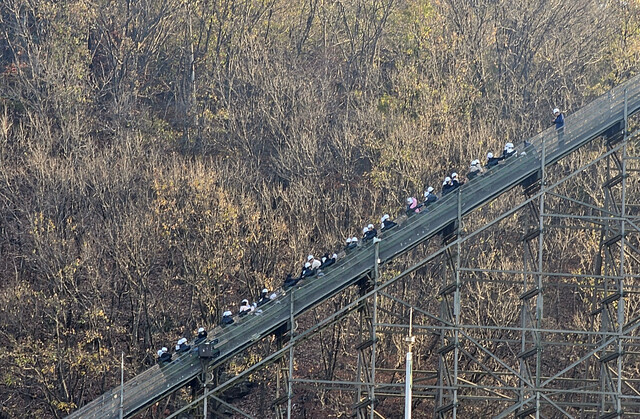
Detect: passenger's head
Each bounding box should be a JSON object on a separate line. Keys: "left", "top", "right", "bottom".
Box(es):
{"left": 346, "top": 237, "right": 352, "bottom": 244}
{"left": 487, "top": 152, "right": 493, "bottom": 159}
{"left": 157, "top": 349, "right": 163, "bottom": 356}
{"left": 304, "top": 262, "right": 311, "bottom": 268}
{"left": 178, "top": 337, "right": 187, "bottom": 345}
{"left": 242, "top": 299, "right": 249, "bottom": 305}
{"left": 368, "top": 224, "right": 374, "bottom": 230}
{"left": 223, "top": 310, "right": 232, "bottom": 317}
{"left": 307, "top": 255, "right": 313, "bottom": 261}
{"left": 407, "top": 197, "right": 413, "bottom": 204}
{"left": 262, "top": 288, "right": 268, "bottom": 294}
{"left": 198, "top": 327, "right": 205, "bottom": 334}
{"left": 451, "top": 173, "right": 458, "bottom": 180}
{"left": 427, "top": 186, "right": 434, "bottom": 193}
{"left": 352, "top": 237, "right": 358, "bottom": 243}
{"left": 553, "top": 108, "right": 560, "bottom": 115}
{"left": 162, "top": 347, "right": 168, "bottom": 353}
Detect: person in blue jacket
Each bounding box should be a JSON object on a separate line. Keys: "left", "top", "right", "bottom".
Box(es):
{"left": 553, "top": 108, "right": 565, "bottom": 146}
{"left": 552, "top": 108, "right": 564, "bottom": 130}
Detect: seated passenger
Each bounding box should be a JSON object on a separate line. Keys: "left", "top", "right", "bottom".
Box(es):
{"left": 350, "top": 237, "right": 359, "bottom": 248}
{"left": 344, "top": 237, "right": 351, "bottom": 249}
{"left": 284, "top": 273, "right": 300, "bottom": 288}
{"left": 320, "top": 253, "right": 337, "bottom": 269}
{"left": 345, "top": 237, "right": 356, "bottom": 253}
{"left": 221, "top": 310, "right": 234, "bottom": 326}
{"left": 466, "top": 160, "right": 484, "bottom": 180}
{"left": 406, "top": 197, "right": 421, "bottom": 216}
{"left": 194, "top": 327, "right": 207, "bottom": 344}
{"left": 451, "top": 173, "right": 463, "bottom": 190}
{"left": 159, "top": 347, "right": 172, "bottom": 363}
{"left": 156, "top": 349, "right": 164, "bottom": 364}
{"left": 502, "top": 142, "right": 517, "bottom": 159}
{"left": 310, "top": 256, "right": 322, "bottom": 270}
{"left": 486, "top": 152, "right": 503, "bottom": 168}
{"left": 176, "top": 337, "right": 191, "bottom": 353}
{"left": 442, "top": 177, "right": 454, "bottom": 195}
{"left": 239, "top": 299, "right": 254, "bottom": 316}
{"left": 423, "top": 186, "right": 438, "bottom": 207}
{"left": 380, "top": 214, "right": 397, "bottom": 231}
{"left": 257, "top": 288, "right": 270, "bottom": 307}
{"left": 301, "top": 262, "right": 316, "bottom": 279}
{"left": 362, "top": 224, "right": 377, "bottom": 243}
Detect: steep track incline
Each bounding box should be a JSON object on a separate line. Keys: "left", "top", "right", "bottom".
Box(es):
{"left": 68, "top": 75, "right": 640, "bottom": 418}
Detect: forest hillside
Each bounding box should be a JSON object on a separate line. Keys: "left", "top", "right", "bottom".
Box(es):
{"left": 1, "top": 0, "right": 639, "bottom": 417}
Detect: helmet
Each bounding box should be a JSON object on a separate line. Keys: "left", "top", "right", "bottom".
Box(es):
{"left": 427, "top": 186, "right": 434, "bottom": 193}
{"left": 553, "top": 108, "right": 560, "bottom": 114}
{"left": 407, "top": 197, "right": 412, "bottom": 204}
{"left": 223, "top": 310, "right": 232, "bottom": 316}
{"left": 445, "top": 177, "right": 451, "bottom": 183}
{"left": 162, "top": 347, "right": 168, "bottom": 353}
{"left": 487, "top": 152, "right": 493, "bottom": 159}
{"left": 198, "top": 327, "right": 205, "bottom": 333}
{"left": 157, "top": 349, "right": 163, "bottom": 356}
{"left": 178, "top": 337, "right": 187, "bottom": 345}
{"left": 304, "top": 262, "right": 311, "bottom": 268}
{"left": 368, "top": 224, "right": 374, "bottom": 229}
{"left": 362, "top": 226, "right": 369, "bottom": 234}
{"left": 451, "top": 173, "right": 458, "bottom": 179}
{"left": 505, "top": 142, "right": 514, "bottom": 149}
{"left": 307, "top": 255, "right": 313, "bottom": 261}
{"left": 346, "top": 237, "right": 352, "bottom": 243}
{"left": 352, "top": 237, "right": 358, "bottom": 242}
{"left": 242, "top": 299, "right": 249, "bottom": 304}
{"left": 262, "top": 288, "right": 268, "bottom": 293}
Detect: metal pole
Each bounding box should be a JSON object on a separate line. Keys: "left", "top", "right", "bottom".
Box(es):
{"left": 452, "top": 188, "right": 463, "bottom": 418}
{"left": 119, "top": 352, "right": 124, "bottom": 419}
{"left": 371, "top": 238, "right": 381, "bottom": 419}
{"left": 202, "top": 361, "right": 210, "bottom": 419}
{"left": 203, "top": 376, "right": 208, "bottom": 419}
{"left": 287, "top": 290, "right": 295, "bottom": 419}
{"left": 617, "top": 89, "right": 629, "bottom": 416}
{"left": 404, "top": 307, "right": 415, "bottom": 419}
{"left": 535, "top": 136, "right": 547, "bottom": 419}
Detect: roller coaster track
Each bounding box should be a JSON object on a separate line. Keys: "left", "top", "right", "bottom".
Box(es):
{"left": 67, "top": 75, "right": 640, "bottom": 418}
